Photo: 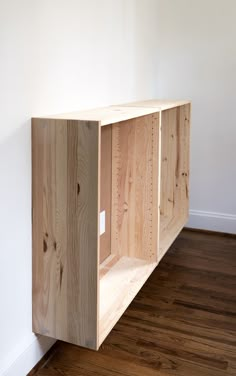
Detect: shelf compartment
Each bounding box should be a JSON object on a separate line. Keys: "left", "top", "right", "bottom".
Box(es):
{"left": 99, "top": 113, "right": 160, "bottom": 265}
{"left": 98, "top": 113, "right": 160, "bottom": 344}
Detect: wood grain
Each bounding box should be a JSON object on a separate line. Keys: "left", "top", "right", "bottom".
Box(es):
{"left": 120, "top": 99, "right": 191, "bottom": 111}
{"left": 45, "top": 100, "right": 190, "bottom": 125}
{"left": 159, "top": 104, "right": 191, "bottom": 260}
{"left": 30, "top": 229, "right": 236, "bottom": 376}
{"left": 32, "top": 118, "right": 100, "bottom": 349}
{"left": 111, "top": 113, "right": 159, "bottom": 262}
{"left": 100, "top": 125, "right": 112, "bottom": 263}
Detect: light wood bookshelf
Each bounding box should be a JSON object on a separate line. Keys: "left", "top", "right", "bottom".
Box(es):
{"left": 32, "top": 99, "right": 191, "bottom": 350}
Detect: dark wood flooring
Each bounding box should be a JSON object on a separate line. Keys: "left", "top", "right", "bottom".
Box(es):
{"left": 32, "top": 229, "right": 236, "bottom": 376}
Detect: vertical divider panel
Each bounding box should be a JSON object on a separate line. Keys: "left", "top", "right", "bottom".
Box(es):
{"left": 100, "top": 125, "right": 112, "bottom": 264}
{"left": 159, "top": 104, "right": 191, "bottom": 260}
{"left": 157, "top": 110, "right": 162, "bottom": 261}
{"left": 32, "top": 118, "right": 100, "bottom": 350}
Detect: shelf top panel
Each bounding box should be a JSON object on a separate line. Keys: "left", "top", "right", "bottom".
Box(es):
{"left": 36, "top": 99, "right": 191, "bottom": 126}
{"left": 119, "top": 99, "right": 191, "bottom": 111}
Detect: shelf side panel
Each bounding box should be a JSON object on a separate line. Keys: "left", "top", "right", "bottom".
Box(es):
{"left": 159, "top": 104, "right": 191, "bottom": 260}
{"left": 32, "top": 118, "right": 100, "bottom": 350}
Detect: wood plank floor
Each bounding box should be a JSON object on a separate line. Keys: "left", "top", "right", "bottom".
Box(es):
{"left": 32, "top": 229, "right": 236, "bottom": 376}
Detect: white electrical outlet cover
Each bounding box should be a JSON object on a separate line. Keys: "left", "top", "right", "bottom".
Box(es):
{"left": 100, "top": 210, "right": 105, "bottom": 235}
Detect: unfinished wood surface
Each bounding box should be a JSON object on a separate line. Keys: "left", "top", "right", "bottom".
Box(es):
{"left": 111, "top": 113, "right": 159, "bottom": 262}
{"left": 99, "top": 256, "right": 157, "bottom": 345}
{"left": 100, "top": 125, "right": 112, "bottom": 263}
{"left": 31, "top": 229, "right": 236, "bottom": 376}
{"left": 159, "top": 104, "right": 191, "bottom": 260}
{"left": 99, "top": 254, "right": 121, "bottom": 278}
{"left": 120, "top": 99, "right": 190, "bottom": 111}
{"left": 32, "top": 99, "right": 191, "bottom": 351}
{"left": 32, "top": 118, "right": 100, "bottom": 350}
{"left": 43, "top": 100, "right": 190, "bottom": 125}
{"left": 45, "top": 106, "right": 159, "bottom": 125}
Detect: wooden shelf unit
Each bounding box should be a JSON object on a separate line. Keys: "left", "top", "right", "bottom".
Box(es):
{"left": 32, "top": 99, "right": 191, "bottom": 350}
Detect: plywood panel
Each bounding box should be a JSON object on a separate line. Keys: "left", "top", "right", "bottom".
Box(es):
{"left": 45, "top": 100, "right": 190, "bottom": 125}
{"left": 120, "top": 99, "right": 190, "bottom": 110}
{"left": 100, "top": 125, "right": 112, "bottom": 263}
{"left": 111, "top": 113, "right": 159, "bottom": 262}
{"left": 159, "top": 104, "right": 191, "bottom": 260}
{"left": 46, "top": 106, "right": 159, "bottom": 125}
{"left": 32, "top": 118, "right": 100, "bottom": 350}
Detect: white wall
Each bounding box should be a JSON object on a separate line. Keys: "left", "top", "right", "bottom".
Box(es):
{"left": 0, "top": 1, "right": 159, "bottom": 375}
{"left": 157, "top": 0, "right": 236, "bottom": 233}
{"left": 1, "top": 1, "right": 236, "bottom": 374}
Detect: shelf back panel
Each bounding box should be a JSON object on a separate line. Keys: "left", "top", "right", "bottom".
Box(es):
{"left": 111, "top": 113, "right": 160, "bottom": 262}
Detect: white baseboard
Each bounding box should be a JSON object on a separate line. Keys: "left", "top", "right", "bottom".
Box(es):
{"left": 0, "top": 334, "right": 55, "bottom": 376}
{"left": 187, "top": 209, "right": 236, "bottom": 234}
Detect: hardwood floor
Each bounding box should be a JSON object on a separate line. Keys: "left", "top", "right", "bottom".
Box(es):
{"left": 31, "top": 229, "right": 236, "bottom": 376}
